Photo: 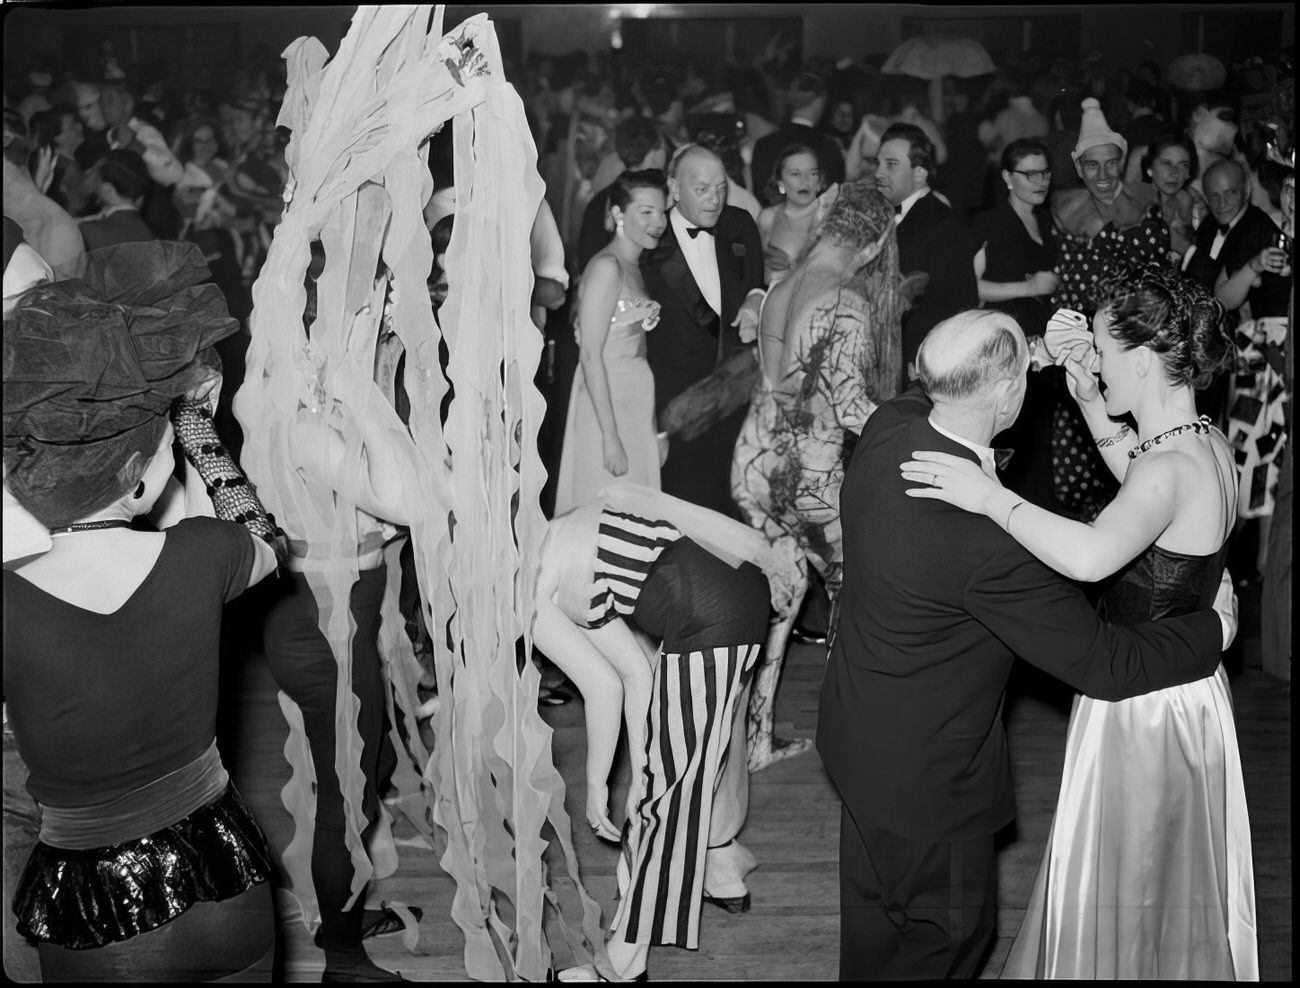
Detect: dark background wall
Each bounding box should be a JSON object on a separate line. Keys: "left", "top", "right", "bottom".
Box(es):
{"left": 3, "top": 3, "right": 1293, "bottom": 80}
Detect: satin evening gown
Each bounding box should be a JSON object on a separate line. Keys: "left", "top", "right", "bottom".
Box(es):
{"left": 1002, "top": 542, "right": 1258, "bottom": 980}
{"left": 553, "top": 295, "right": 662, "bottom": 515}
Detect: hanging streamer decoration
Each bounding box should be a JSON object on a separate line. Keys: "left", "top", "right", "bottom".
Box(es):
{"left": 233, "top": 6, "right": 605, "bottom": 980}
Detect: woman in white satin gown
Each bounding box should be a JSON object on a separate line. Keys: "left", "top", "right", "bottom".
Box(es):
{"left": 901, "top": 262, "right": 1257, "bottom": 980}
{"left": 553, "top": 170, "right": 667, "bottom": 515}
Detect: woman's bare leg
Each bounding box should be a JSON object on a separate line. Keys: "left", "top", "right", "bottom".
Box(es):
{"left": 532, "top": 598, "right": 623, "bottom": 839}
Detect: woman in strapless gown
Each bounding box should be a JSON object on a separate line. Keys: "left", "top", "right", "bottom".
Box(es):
{"left": 554, "top": 170, "right": 668, "bottom": 515}
{"left": 902, "top": 262, "right": 1258, "bottom": 979}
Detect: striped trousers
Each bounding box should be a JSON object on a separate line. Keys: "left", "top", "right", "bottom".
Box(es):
{"left": 612, "top": 641, "right": 760, "bottom": 949}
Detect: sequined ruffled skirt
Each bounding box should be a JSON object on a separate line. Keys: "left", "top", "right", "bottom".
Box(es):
{"left": 13, "top": 784, "right": 273, "bottom": 950}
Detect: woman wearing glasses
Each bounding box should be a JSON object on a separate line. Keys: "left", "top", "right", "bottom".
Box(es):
{"left": 971, "top": 139, "right": 1061, "bottom": 509}
{"left": 973, "top": 139, "right": 1059, "bottom": 336}
{"left": 1046, "top": 99, "right": 1169, "bottom": 522}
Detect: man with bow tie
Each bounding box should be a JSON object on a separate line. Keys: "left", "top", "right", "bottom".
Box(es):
{"left": 819, "top": 309, "right": 1233, "bottom": 980}
{"left": 1183, "top": 159, "right": 1289, "bottom": 298}
{"left": 1181, "top": 158, "right": 1290, "bottom": 435}
{"left": 638, "top": 143, "right": 766, "bottom": 918}
{"left": 641, "top": 145, "right": 765, "bottom": 517}
{"left": 1184, "top": 157, "right": 1291, "bottom": 532}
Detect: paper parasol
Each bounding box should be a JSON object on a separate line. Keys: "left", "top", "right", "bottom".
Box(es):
{"left": 881, "top": 36, "right": 996, "bottom": 80}
{"left": 1166, "top": 53, "right": 1227, "bottom": 92}
{"left": 882, "top": 36, "right": 995, "bottom": 128}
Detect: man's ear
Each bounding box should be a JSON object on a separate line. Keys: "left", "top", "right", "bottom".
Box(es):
{"left": 994, "top": 371, "right": 1024, "bottom": 414}
{"left": 667, "top": 177, "right": 680, "bottom": 206}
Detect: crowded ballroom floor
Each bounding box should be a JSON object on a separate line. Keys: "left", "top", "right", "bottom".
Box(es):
{"left": 2, "top": 3, "right": 1292, "bottom": 983}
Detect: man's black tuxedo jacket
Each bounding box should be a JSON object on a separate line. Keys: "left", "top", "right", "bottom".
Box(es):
{"left": 817, "top": 390, "right": 1223, "bottom": 843}
{"left": 78, "top": 208, "right": 158, "bottom": 252}
{"left": 1184, "top": 204, "right": 1289, "bottom": 317}
{"left": 751, "top": 123, "right": 847, "bottom": 207}
{"left": 639, "top": 204, "right": 764, "bottom": 514}
{"left": 895, "top": 192, "right": 979, "bottom": 370}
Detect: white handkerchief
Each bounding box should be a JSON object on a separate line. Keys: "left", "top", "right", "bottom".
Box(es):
{"left": 1043, "top": 308, "right": 1100, "bottom": 374}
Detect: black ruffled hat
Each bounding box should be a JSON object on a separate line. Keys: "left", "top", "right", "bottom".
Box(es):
{"left": 3, "top": 241, "right": 238, "bottom": 527}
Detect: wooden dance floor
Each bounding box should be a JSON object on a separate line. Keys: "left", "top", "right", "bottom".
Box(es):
{"left": 5, "top": 587, "right": 1289, "bottom": 982}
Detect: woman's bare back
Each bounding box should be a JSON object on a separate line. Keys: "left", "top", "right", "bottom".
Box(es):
{"left": 14, "top": 530, "right": 167, "bottom": 614}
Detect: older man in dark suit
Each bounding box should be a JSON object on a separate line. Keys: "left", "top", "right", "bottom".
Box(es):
{"left": 875, "top": 123, "right": 978, "bottom": 378}
{"left": 818, "top": 309, "right": 1231, "bottom": 980}
{"left": 638, "top": 144, "right": 766, "bottom": 913}
{"left": 640, "top": 145, "right": 765, "bottom": 518}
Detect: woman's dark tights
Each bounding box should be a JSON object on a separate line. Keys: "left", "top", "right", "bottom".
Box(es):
{"left": 262, "top": 566, "right": 394, "bottom": 958}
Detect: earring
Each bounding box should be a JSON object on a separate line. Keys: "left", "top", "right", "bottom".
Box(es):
{"left": 778, "top": 183, "right": 786, "bottom": 195}
{"left": 133, "top": 481, "right": 146, "bottom": 500}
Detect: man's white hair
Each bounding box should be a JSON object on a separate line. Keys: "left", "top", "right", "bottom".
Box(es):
{"left": 916, "top": 310, "right": 1028, "bottom": 401}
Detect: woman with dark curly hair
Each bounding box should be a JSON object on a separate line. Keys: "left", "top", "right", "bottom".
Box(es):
{"left": 900, "top": 262, "right": 1256, "bottom": 979}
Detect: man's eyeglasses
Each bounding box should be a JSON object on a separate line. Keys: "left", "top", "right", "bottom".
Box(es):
{"left": 1011, "top": 168, "right": 1053, "bottom": 182}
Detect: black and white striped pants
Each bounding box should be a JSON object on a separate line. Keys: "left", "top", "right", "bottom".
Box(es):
{"left": 613, "top": 539, "right": 769, "bottom": 949}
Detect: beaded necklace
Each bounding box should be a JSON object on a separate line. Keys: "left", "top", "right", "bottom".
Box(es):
{"left": 1128, "top": 414, "right": 1212, "bottom": 459}
{"left": 47, "top": 518, "right": 134, "bottom": 536}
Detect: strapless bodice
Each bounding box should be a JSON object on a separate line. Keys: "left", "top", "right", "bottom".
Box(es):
{"left": 575, "top": 297, "right": 658, "bottom": 360}
{"left": 611, "top": 296, "right": 661, "bottom": 329}
{"left": 1096, "top": 541, "right": 1229, "bottom": 625}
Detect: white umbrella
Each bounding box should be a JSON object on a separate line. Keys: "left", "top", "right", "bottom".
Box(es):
{"left": 1166, "top": 53, "right": 1227, "bottom": 93}
{"left": 882, "top": 36, "right": 996, "bottom": 124}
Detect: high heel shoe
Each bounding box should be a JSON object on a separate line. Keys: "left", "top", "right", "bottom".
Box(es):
{"left": 700, "top": 891, "right": 751, "bottom": 913}
{"left": 320, "top": 949, "right": 406, "bottom": 982}
{"left": 556, "top": 965, "right": 648, "bottom": 982}
{"left": 315, "top": 904, "right": 423, "bottom": 947}
{"left": 789, "top": 623, "right": 827, "bottom": 646}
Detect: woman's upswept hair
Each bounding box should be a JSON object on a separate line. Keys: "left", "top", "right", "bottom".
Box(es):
{"left": 817, "top": 178, "right": 895, "bottom": 254}
{"left": 766, "top": 142, "right": 822, "bottom": 201}
{"left": 1000, "top": 137, "right": 1050, "bottom": 174}
{"left": 808, "top": 180, "right": 905, "bottom": 403}
{"left": 1091, "top": 260, "right": 1233, "bottom": 389}
{"left": 608, "top": 167, "right": 668, "bottom": 213}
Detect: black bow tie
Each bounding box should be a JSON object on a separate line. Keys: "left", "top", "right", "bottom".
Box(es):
{"left": 1217, "top": 223, "right": 1232, "bottom": 237}
{"left": 685, "top": 225, "right": 714, "bottom": 239}
{"left": 894, "top": 204, "right": 903, "bottom": 215}
{"left": 994, "top": 448, "right": 1015, "bottom": 471}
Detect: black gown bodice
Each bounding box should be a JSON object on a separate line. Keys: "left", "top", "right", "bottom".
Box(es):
{"left": 1096, "top": 541, "right": 1229, "bottom": 625}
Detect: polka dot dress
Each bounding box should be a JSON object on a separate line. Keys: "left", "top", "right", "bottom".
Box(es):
{"left": 1050, "top": 208, "right": 1171, "bottom": 521}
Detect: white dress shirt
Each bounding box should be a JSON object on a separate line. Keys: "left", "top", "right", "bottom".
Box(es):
{"left": 895, "top": 186, "right": 931, "bottom": 225}
{"left": 670, "top": 206, "right": 722, "bottom": 317}
{"left": 929, "top": 416, "right": 997, "bottom": 474}
{"left": 1182, "top": 204, "right": 1247, "bottom": 272}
